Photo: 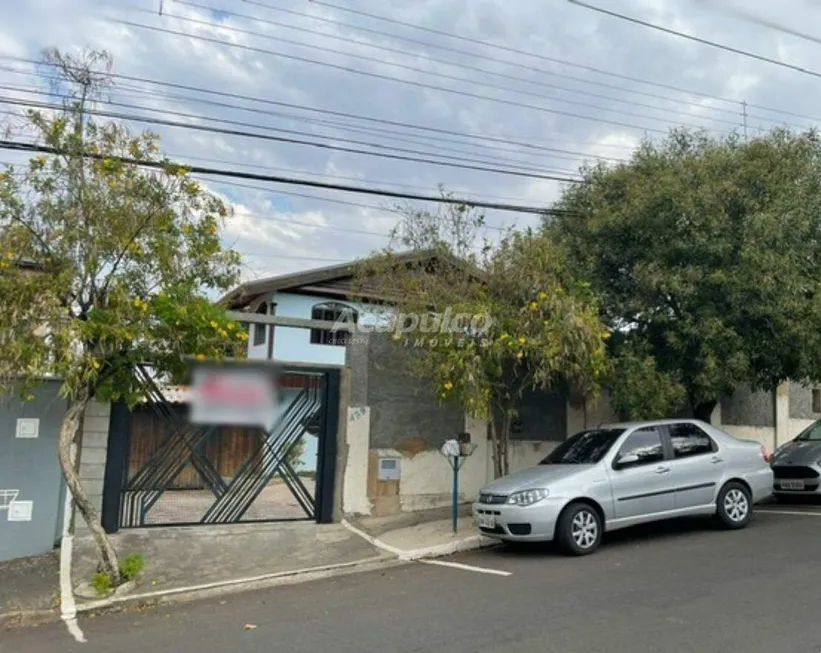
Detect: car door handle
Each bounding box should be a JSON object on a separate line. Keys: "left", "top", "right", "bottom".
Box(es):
{"left": 655, "top": 466, "right": 671, "bottom": 474}
{"left": 710, "top": 456, "right": 724, "bottom": 464}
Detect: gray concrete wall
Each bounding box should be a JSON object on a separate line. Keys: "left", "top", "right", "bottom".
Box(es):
{"left": 720, "top": 385, "right": 774, "bottom": 427}
{"left": 789, "top": 383, "right": 821, "bottom": 420}
{"left": 74, "top": 400, "right": 111, "bottom": 534}
{"left": 357, "top": 334, "right": 464, "bottom": 451}
{"left": 351, "top": 336, "right": 569, "bottom": 449}
{"left": 510, "top": 389, "right": 566, "bottom": 442}
{"left": 0, "top": 381, "right": 67, "bottom": 562}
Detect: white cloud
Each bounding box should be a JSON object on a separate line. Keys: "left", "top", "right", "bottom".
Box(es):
{"left": 2, "top": 0, "right": 820, "bottom": 281}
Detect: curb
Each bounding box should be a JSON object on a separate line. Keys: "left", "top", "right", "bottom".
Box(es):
{"left": 0, "top": 608, "right": 61, "bottom": 631}
{"left": 340, "top": 519, "right": 494, "bottom": 561}
{"left": 6, "top": 522, "right": 491, "bottom": 629}
{"left": 399, "top": 534, "right": 495, "bottom": 561}
{"left": 73, "top": 554, "right": 393, "bottom": 615}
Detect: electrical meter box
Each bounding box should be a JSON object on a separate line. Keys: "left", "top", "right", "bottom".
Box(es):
{"left": 377, "top": 457, "right": 401, "bottom": 481}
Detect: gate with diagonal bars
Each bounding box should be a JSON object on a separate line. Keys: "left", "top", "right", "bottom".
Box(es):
{"left": 101, "top": 363, "right": 340, "bottom": 531}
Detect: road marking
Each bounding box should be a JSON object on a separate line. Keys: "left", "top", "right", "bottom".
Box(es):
{"left": 59, "top": 444, "right": 86, "bottom": 644}
{"left": 418, "top": 559, "right": 512, "bottom": 576}
{"left": 759, "top": 509, "right": 821, "bottom": 517}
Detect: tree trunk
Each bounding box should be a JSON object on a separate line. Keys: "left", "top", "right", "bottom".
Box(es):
{"left": 501, "top": 411, "right": 511, "bottom": 477}
{"left": 693, "top": 400, "right": 717, "bottom": 424}
{"left": 58, "top": 389, "right": 122, "bottom": 586}
{"left": 488, "top": 413, "right": 501, "bottom": 479}
{"left": 582, "top": 398, "right": 588, "bottom": 430}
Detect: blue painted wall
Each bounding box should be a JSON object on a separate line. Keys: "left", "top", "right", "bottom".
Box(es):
{"left": 246, "top": 291, "right": 387, "bottom": 365}
{"left": 0, "top": 381, "right": 67, "bottom": 562}
{"left": 246, "top": 290, "right": 389, "bottom": 470}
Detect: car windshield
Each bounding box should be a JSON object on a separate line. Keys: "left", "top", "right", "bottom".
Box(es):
{"left": 540, "top": 428, "right": 625, "bottom": 465}
{"left": 795, "top": 421, "right": 821, "bottom": 441}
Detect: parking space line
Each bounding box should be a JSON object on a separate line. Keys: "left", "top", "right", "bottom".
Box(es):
{"left": 759, "top": 509, "right": 821, "bottom": 516}
{"left": 418, "top": 559, "right": 512, "bottom": 576}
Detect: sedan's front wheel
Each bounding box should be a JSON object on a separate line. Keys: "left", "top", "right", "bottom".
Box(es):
{"left": 556, "top": 502, "right": 602, "bottom": 556}
{"left": 715, "top": 481, "right": 752, "bottom": 529}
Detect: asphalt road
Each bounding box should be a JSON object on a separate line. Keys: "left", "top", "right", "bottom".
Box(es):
{"left": 5, "top": 504, "right": 821, "bottom": 653}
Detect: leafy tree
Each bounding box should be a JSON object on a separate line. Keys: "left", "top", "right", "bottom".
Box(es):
{"left": 606, "top": 344, "right": 686, "bottom": 421}
{"left": 0, "top": 50, "right": 245, "bottom": 585}
{"left": 284, "top": 435, "right": 306, "bottom": 472}
{"left": 358, "top": 199, "right": 609, "bottom": 477}
{"left": 549, "top": 128, "right": 821, "bottom": 421}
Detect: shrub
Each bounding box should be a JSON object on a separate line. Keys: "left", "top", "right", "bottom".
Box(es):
{"left": 120, "top": 553, "right": 145, "bottom": 581}
{"left": 92, "top": 571, "right": 112, "bottom": 596}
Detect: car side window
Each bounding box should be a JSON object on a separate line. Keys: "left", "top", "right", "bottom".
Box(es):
{"left": 668, "top": 423, "right": 715, "bottom": 459}
{"left": 616, "top": 428, "right": 665, "bottom": 467}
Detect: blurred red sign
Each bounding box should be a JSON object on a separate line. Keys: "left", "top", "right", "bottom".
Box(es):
{"left": 190, "top": 366, "right": 278, "bottom": 428}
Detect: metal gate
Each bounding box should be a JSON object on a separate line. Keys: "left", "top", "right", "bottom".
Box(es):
{"left": 101, "top": 365, "right": 339, "bottom": 531}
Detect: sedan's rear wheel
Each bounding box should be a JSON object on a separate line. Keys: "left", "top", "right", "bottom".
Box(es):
{"left": 715, "top": 481, "right": 752, "bottom": 529}
{"left": 556, "top": 502, "right": 602, "bottom": 556}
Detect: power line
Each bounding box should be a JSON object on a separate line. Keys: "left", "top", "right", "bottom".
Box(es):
{"left": 242, "top": 254, "right": 350, "bottom": 262}
{"left": 305, "top": 0, "right": 821, "bottom": 127}
{"left": 232, "top": 210, "right": 392, "bottom": 238}
{"left": 0, "top": 94, "right": 580, "bottom": 182}
{"left": 1, "top": 64, "right": 615, "bottom": 168}
{"left": 174, "top": 1, "right": 744, "bottom": 131}
{"left": 0, "top": 151, "right": 518, "bottom": 235}
{"left": 702, "top": 2, "right": 821, "bottom": 47}
{"left": 240, "top": 253, "right": 352, "bottom": 262}
{"left": 1, "top": 82, "right": 581, "bottom": 177}
{"left": 114, "top": 18, "right": 671, "bottom": 135}
{"left": 181, "top": 157, "right": 546, "bottom": 207}
{"left": 195, "top": 176, "right": 526, "bottom": 233}
{"left": 0, "top": 83, "right": 578, "bottom": 206}
{"left": 241, "top": 0, "right": 755, "bottom": 121}
{"left": 0, "top": 139, "right": 573, "bottom": 214}
{"left": 214, "top": 203, "right": 509, "bottom": 240}
{"left": 1, "top": 55, "right": 635, "bottom": 156}
{"left": 103, "top": 86, "right": 586, "bottom": 173}
{"left": 568, "top": 0, "right": 821, "bottom": 81}
{"left": 302, "top": 0, "right": 741, "bottom": 108}
{"left": 2, "top": 67, "right": 596, "bottom": 168}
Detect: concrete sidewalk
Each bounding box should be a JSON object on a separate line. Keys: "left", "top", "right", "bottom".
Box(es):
{"left": 349, "top": 504, "right": 494, "bottom": 559}
{"left": 1, "top": 506, "right": 488, "bottom": 628}
{"left": 0, "top": 551, "right": 60, "bottom": 629}
{"left": 70, "top": 521, "right": 387, "bottom": 610}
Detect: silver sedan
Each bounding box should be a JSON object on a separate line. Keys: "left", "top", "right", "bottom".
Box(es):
{"left": 771, "top": 420, "right": 821, "bottom": 498}
{"left": 473, "top": 419, "right": 773, "bottom": 555}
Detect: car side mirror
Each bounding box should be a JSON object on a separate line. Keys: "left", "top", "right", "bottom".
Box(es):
{"left": 614, "top": 453, "right": 639, "bottom": 469}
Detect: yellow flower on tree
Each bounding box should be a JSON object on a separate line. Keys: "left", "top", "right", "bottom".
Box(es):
{"left": 519, "top": 337, "right": 527, "bottom": 344}
{"left": 443, "top": 381, "right": 453, "bottom": 391}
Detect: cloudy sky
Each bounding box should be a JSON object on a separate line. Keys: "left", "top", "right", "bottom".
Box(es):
{"left": 1, "top": 0, "right": 819, "bottom": 283}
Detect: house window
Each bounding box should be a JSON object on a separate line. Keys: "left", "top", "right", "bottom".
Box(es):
{"left": 253, "top": 302, "right": 268, "bottom": 346}
{"left": 310, "top": 302, "right": 357, "bottom": 346}
{"left": 813, "top": 388, "right": 821, "bottom": 413}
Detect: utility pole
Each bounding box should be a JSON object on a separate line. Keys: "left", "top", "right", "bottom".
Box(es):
{"left": 742, "top": 101, "right": 748, "bottom": 139}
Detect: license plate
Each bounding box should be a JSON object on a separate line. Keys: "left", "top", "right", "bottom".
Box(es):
{"left": 780, "top": 480, "right": 805, "bottom": 491}
{"left": 477, "top": 515, "right": 495, "bottom": 529}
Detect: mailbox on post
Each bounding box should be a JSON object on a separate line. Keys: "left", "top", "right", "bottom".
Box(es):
{"left": 440, "top": 432, "right": 478, "bottom": 534}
